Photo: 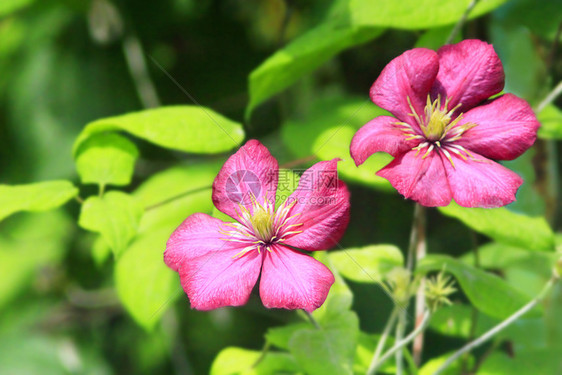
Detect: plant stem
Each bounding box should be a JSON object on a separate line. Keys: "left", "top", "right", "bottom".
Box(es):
{"left": 445, "top": 0, "right": 479, "bottom": 45}
{"left": 369, "top": 310, "right": 431, "bottom": 374}
{"left": 408, "top": 203, "right": 427, "bottom": 365}
{"left": 251, "top": 341, "right": 271, "bottom": 368}
{"left": 303, "top": 310, "right": 321, "bottom": 329}
{"left": 395, "top": 311, "right": 407, "bottom": 375}
{"left": 367, "top": 308, "right": 399, "bottom": 375}
{"left": 535, "top": 80, "right": 562, "bottom": 113}
{"left": 434, "top": 276, "right": 558, "bottom": 375}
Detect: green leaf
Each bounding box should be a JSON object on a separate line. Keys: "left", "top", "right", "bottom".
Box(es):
{"left": 418, "top": 351, "right": 470, "bottom": 375}
{"left": 347, "top": 0, "right": 508, "bottom": 29}
{"left": 114, "top": 162, "right": 218, "bottom": 329}
{"left": 288, "top": 311, "right": 359, "bottom": 375}
{"left": 75, "top": 132, "right": 139, "bottom": 186}
{"left": 329, "top": 245, "right": 403, "bottom": 283}
{"left": 74, "top": 106, "right": 244, "bottom": 157}
{"left": 247, "top": 20, "right": 382, "bottom": 117}
{"left": 210, "top": 347, "right": 298, "bottom": 375}
{"left": 438, "top": 202, "right": 555, "bottom": 252}
{"left": 0, "top": 181, "right": 78, "bottom": 222}
{"left": 417, "top": 255, "right": 538, "bottom": 319}
{"left": 415, "top": 25, "right": 458, "bottom": 50}
{"left": 538, "top": 104, "right": 562, "bottom": 140}
{"left": 479, "top": 350, "right": 562, "bottom": 374}
{"left": 78, "top": 191, "right": 143, "bottom": 257}
{"left": 115, "top": 228, "right": 178, "bottom": 331}
{"left": 493, "top": 0, "right": 562, "bottom": 41}
{"left": 282, "top": 95, "right": 392, "bottom": 190}
{"left": 0, "top": 0, "right": 34, "bottom": 17}
{"left": 265, "top": 322, "right": 309, "bottom": 350}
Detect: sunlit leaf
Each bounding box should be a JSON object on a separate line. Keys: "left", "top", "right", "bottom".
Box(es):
{"left": 210, "top": 347, "right": 298, "bottom": 375}
{"left": 0, "top": 0, "right": 34, "bottom": 17}
{"left": 247, "top": 20, "right": 382, "bottom": 117}
{"left": 75, "top": 132, "right": 139, "bottom": 187}
{"left": 329, "top": 245, "right": 403, "bottom": 283}
{"left": 79, "top": 191, "right": 143, "bottom": 257}
{"left": 479, "top": 350, "right": 562, "bottom": 374}
{"left": 538, "top": 104, "right": 562, "bottom": 140}
{"left": 74, "top": 106, "right": 244, "bottom": 157}
{"left": 417, "top": 255, "right": 538, "bottom": 319}
{"left": 0, "top": 181, "right": 78, "bottom": 222}
{"left": 438, "top": 202, "right": 555, "bottom": 252}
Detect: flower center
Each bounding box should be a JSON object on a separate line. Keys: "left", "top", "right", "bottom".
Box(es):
{"left": 419, "top": 96, "right": 460, "bottom": 141}
{"left": 248, "top": 204, "right": 276, "bottom": 242}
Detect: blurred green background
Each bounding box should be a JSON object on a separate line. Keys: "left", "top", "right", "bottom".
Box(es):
{"left": 1, "top": 0, "right": 562, "bottom": 374}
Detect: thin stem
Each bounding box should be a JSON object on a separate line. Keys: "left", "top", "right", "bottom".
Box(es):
{"left": 74, "top": 195, "right": 84, "bottom": 204}
{"left": 369, "top": 311, "right": 431, "bottom": 374}
{"left": 406, "top": 204, "right": 425, "bottom": 271}
{"left": 434, "top": 277, "right": 558, "bottom": 375}
{"left": 445, "top": 0, "right": 479, "bottom": 45}
{"left": 395, "top": 311, "right": 407, "bottom": 375}
{"left": 251, "top": 341, "right": 271, "bottom": 368}
{"left": 535, "top": 80, "right": 562, "bottom": 113}
{"left": 410, "top": 203, "right": 427, "bottom": 365}
{"left": 366, "top": 308, "right": 399, "bottom": 375}
{"left": 303, "top": 310, "right": 321, "bottom": 329}
{"left": 98, "top": 183, "right": 105, "bottom": 197}
{"left": 122, "top": 33, "right": 161, "bottom": 108}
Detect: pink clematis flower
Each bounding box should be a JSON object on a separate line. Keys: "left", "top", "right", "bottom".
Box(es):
{"left": 350, "top": 39, "right": 540, "bottom": 208}
{"left": 164, "top": 140, "right": 350, "bottom": 311}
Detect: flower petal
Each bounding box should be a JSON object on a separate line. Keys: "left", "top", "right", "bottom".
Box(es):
{"left": 212, "top": 139, "right": 279, "bottom": 220}
{"left": 454, "top": 94, "right": 539, "bottom": 160}
{"left": 350, "top": 116, "right": 422, "bottom": 166}
{"left": 432, "top": 39, "right": 504, "bottom": 114}
{"left": 377, "top": 149, "right": 452, "bottom": 207}
{"left": 260, "top": 245, "right": 334, "bottom": 312}
{"left": 370, "top": 48, "right": 439, "bottom": 125}
{"left": 165, "top": 213, "right": 263, "bottom": 310}
{"left": 443, "top": 151, "right": 523, "bottom": 208}
{"left": 282, "top": 159, "right": 350, "bottom": 251}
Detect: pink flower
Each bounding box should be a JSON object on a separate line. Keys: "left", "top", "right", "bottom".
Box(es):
{"left": 350, "top": 39, "right": 540, "bottom": 208}
{"left": 164, "top": 140, "right": 350, "bottom": 311}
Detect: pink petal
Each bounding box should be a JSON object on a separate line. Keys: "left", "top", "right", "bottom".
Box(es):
{"left": 443, "top": 151, "right": 523, "bottom": 208}
{"left": 282, "top": 159, "right": 350, "bottom": 251}
{"left": 212, "top": 139, "right": 279, "bottom": 220}
{"left": 165, "top": 213, "right": 263, "bottom": 310}
{"left": 259, "top": 244, "right": 334, "bottom": 312}
{"left": 350, "top": 116, "right": 422, "bottom": 166}
{"left": 432, "top": 39, "right": 504, "bottom": 114}
{"left": 370, "top": 48, "right": 439, "bottom": 125}
{"left": 377, "top": 149, "right": 453, "bottom": 207}
{"left": 454, "top": 94, "right": 539, "bottom": 160}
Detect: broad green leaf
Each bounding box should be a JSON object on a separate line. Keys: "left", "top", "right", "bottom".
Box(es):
{"left": 538, "top": 104, "right": 562, "bottom": 140}
{"left": 115, "top": 228, "right": 178, "bottom": 331}
{"left": 0, "top": 181, "right": 78, "bottom": 222}
{"left": 246, "top": 20, "right": 382, "bottom": 117}
{"left": 210, "top": 347, "right": 298, "bottom": 375}
{"left": 493, "top": 0, "right": 562, "bottom": 41}
{"left": 0, "top": 211, "right": 71, "bottom": 310}
{"left": 0, "top": 0, "right": 34, "bottom": 17}
{"left": 313, "top": 126, "right": 393, "bottom": 190}
{"left": 282, "top": 95, "right": 392, "bottom": 190}
{"left": 545, "top": 283, "right": 562, "bottom": 350}
{"left": 417, "top": 255, "right": 537, "bottom": 319}
{"left": 265, "top": 322, "right": 310, "bottom": 350}
{"left": 438, "top": 202, "right": 555, "bottom": 252}
{"left": 92, "top": 235, "right": 112, "bottom": 266}
{"left": 329, "top": 245, "right": 403, "bottom": 283}
{"left": 347, "top": 0, "right": 508, "bottom": 29}
{"left": 75, "top": 132, "right": 139, "bottom": 186}
{"left": 79, "top": 191, "right": 143, "bottom": 257}
{"left": 288, "top": 311, "right": 359, "bottom": 375}
{"left": 418, "top": 351, "right": 470, "bottom": 375}
{"left": 74, "top": 106, "right": 244, "bottom": 156}
{"left": 115, "top": 162, "right": 218, "bottom": 329}
{"left": 479, "top": 350, "right": 562, "bottom": 374}
{"left": 415, "top": 25, "right": 458, "bottom": 50}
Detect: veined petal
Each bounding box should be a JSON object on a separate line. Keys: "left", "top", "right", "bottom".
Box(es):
{"left": 350, "top": 116, "right": 422, "bottom": 166}
{"left": 443, "top": 151, "right": 522, "bottom": 208}
{"left": 432, "top": 39, "right": 504, "bottom": 114}
{"left": 282, "top": 159, "right": 350, "bottom": 251}
{"left": 370, "top": 48, "right": 439, "bottom": 126}
{"left": 213, "top": 139, "right": 279, "bottom": 220}
{"left": 377, "top": 149, "right": 452, "bottom": 207}
{"left": 454, "top": 94, "right": 539, "bottom": 160}
{"left": 165, "top": 213, "right": 263, "bottom": 310}
{"left": 260, "top": 245, "right": 334, "bottom": 312}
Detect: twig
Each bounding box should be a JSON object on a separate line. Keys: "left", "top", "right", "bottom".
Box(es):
{"left": 535, "top": 80, "right": 562, "bottom": 113}
{"left": 434, "top": 277, "right": 558, "bottom": 375}
{"left": 122, "top": 34, "right": 161, "bottom": 108}
{"left": 410, "top": 203, "right": 427, "bottom": 365}
{"left": 367, "top": 308, "right": 399, "bottom": 375}
{"left": 369, "top": 311, "right": 431, "bottom": 374}
{"left": 445, "top": 0, "right": 480, "bottom": 45}
{"left": 303, "top": 310, "right": 321, "bottom": 329}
